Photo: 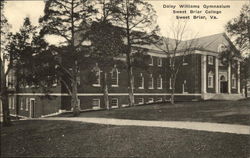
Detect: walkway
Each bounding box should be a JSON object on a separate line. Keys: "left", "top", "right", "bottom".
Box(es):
{"left": 40, "top": 117, "right": 250, "bottom": 135}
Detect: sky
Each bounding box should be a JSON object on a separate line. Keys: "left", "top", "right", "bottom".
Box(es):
{"left": 3, "top": 0, "right": 248, "bottom": 40}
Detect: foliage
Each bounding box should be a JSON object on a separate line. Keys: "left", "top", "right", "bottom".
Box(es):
{"left": 225, "top": 4, "right": 250, "bottom": 53}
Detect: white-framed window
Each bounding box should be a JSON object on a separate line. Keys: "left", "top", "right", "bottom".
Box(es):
{"left": 148, "top": 74, "right": 154, "bottom": 89}
{"left": 148, "top": 98, "right": 154, "bottom": 103}
{"left": 92, "top": 63, "right": 101, "bottom": 87}
{"left": 157, "top": 75, "right": 162, "bottom": 89}
{"left": 182, "top": 57, "right": 188, "bottom": 66}
{"left": 149, "top": 56, "right": 153, "bottom": 66}
{"left": 111, "top": 98, "right": 118, "bottom": 108}
{"left": 12, "top": 97, "right": 15, "bottom": 110}
{"left": 208, "top": 56, "right": 214, "bottom": 65}
{"left": 157, "top": 97, "right": 163, "bottom": 102}
{"left": 138, "top": 73, "right": 144, "bottom": 89}
{"left": 8, "top": 97, "right": 12, "bottom": 109}
{"left": 7, "top": 70, "right": 15, "bottom": 88}
{"left": 157, "top": 58, "right": 162, "bottom": 67}
{"left": 111, "top": 65, "right": 119, "bottom": 87}
{"left": 169, "top": 77, "right": 172, "bottom": 89}
{"left": 26, "top": 98, "right": 29, "bottom": 111}
{"left": 137, "top": 98, "right": 144, "bottom": 104}
{"left": 92, "top": 99, "right": 100, "bottom": 109}
{"left": 232, "top": 74, "right": 236, "bottom": 89}
{"left": 182, "top": 80, "right": 188, "bottom": 93}
{"left": 20, "top": 98, "right": 24, "bottom": 110}
{"left": 208, "top": 71, "right": 214, "bottom": 88}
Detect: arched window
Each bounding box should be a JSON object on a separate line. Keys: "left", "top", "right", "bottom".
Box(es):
{"left": 111, "top": 65, "right": 119, "bottom": 87}
{"left": 208, "top": 71, "right": 214, "bottom": 88}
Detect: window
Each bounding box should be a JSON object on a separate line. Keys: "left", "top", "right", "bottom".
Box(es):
{"left": 138, "top": 73, "right": 144, "bottom": 89}
{"left": 232, "top": 74, "right": 236, "bottom": 89}
{"left": 111, "top": 66, "right": 119, "bottom": 87}
{"left": 26, "top": 98, "right": 29, "bottom": 111}
{"left": 208, "top": 71, "right": 214, "bottom": 88}
{"left": 8, "top": 97, "right": 12, "bottom": 109}
{"left": 219, "top": 59, "right": 224, "bottom": 66}
{"left": 111, "top": 98, "right": 118, "bottom": 108}
{"left": 137, "top": 98, "right": 144, "bottom": 104}
{"left": 148, "top": 74, "right": 154, "bottom": 89}
{"left": 7, "top": 70, "right": 15, "bottom": 88}
{"left": 157, "top": 97, "right": 162, "bottom": 102}
{"left": 157, "top": 75, "right": 162, "bottom": 89}
{"left": 208, "top": 56, "right": 214, "bottom": 65}
{"left": 149, "top": 56, "right": 153, "bottom": 66}
{"left": 169, "top": 78, "right": 172, "bottom": 89}
{"left": 20, "top": 98, "right": 24, "bottom": 110}
{"left": 12, "top": 97, "right": 15, "bottom": 110}
{"left": 157, "top": 58, "right": 162, "bottom": 67}
{"left": 182, "top": 57, "right": 188, "bottom": 66}
{"left": 92, "top": 99, "right": 100, "bottom": 109}
{"left": 92, "top": 64, "right": 101, "bottom": 87}
{"left": 148, "top": 98, "right": 154, "bottom": 103}
{"left": 182, "top": 80, "right": 188, "bottom": 93}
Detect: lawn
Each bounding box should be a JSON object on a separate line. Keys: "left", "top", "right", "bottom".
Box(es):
{"left": 60, "top": 99, "right": 250, "bottom": 125}
{"left": 1, "top": 120, "right": 250, "bottom": 158}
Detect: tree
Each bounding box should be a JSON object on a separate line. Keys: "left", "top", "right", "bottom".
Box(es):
{"left": 111, "top": 0, "right": 158, "bottom": 106}
{"left": 226, "top": 4, "right": 250, "bottom": 97}
{"left": 39, "top": 0, "right": 97, "bottom": 116}
{"left": 0, "top": 1, "right": 12, "bottom": 126}
{"left": 149, "top": 21, "right": 198, "bottom": 104}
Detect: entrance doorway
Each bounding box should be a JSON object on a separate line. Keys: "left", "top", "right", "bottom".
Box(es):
{"left": 220, "top": 76, "right": 228, "bottom": 93}
{"left": 30, "top": 98, "right": 35, "bottom": 118}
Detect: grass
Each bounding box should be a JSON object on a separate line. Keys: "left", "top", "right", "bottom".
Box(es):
{"left": 1, "top": 120, "right": 250, "bottom": 158}
{"left": 59, "top": 99, "right": 250, "bottom": 125}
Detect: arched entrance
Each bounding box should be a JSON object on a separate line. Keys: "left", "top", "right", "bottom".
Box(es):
{"left": 220, "top": 75, "right": 228, "bottom": 93}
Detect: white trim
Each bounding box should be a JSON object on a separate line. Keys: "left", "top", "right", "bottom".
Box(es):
{"left": 111, "top": 98, "right": 119, "bottom": 108}
{"left": 182, "top": 80, "right": 188, "bottom": 94}
{"left": 237, "top": 61, "right": 241, "bottom": 94}
{"left": 208, "top": 56, "right": 214, "bottom": 65}
{"left": 228, "top": 62, "right": 231, "bottom": 94}
{"left": 149, "top": 56, "right": 153, "bottom": 66}
{"left": 138, "top": 73, "right": 144, "bottom": 89}
{"left": 137, "top": 98, "right": 144, "bottom": 104}
{"left": 232, "top": 74, "right": 236, "bottom": 89}
{"left": 157, "top": 75, "right": 162, "bottom": 89}
{"left": 157, "top": 57, "right": 162, "bottom": 67}
{"left": 201, "top": 55, "right": 207, "bottom": 94}
{"left": 148, "top": 98, "right": 154, "bottom": 103}
{"left": 92, "top": 99, "right": 101, "bottom": 109}
{"left": 25, "top": 98, "right": 29, "bottom": 111}
{"left": 14, "top": 92, "right": 202, "bottom": 96}
{"left": 148, "top": 74, "right": 154, "bottom": 89}
{"left": 111, "top": 66, "right": 119, "bottom": 87}
{"left": 215, "top": 57, "right": 219, "bottom": 93}
{"left": 208, "top": 71, "right": 214, "bottom": 88}
{"left": 29, "top": 98, "right": 35, "bottom": 118}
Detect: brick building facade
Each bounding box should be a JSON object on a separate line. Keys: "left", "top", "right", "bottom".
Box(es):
{"left": 7, "top": 33, "right": 243, "bottom": 118}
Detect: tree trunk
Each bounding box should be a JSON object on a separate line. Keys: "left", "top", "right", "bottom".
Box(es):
{"left": 170, "top": 76, "right": 176, "bottom": 105}
{"left": 71, "top": 79, "right": 80, "bottom": 116}
{"left": 1, "top": 58, "right": 11, "bottom": 126}
{"left": 72, "top": 62, "right": 80, "bottom": 116}
{"left": 127, "top": 65, "right": 135, "bottom": 106}
{"left": 103, "top": 72, "right": 109, "bottom": 109}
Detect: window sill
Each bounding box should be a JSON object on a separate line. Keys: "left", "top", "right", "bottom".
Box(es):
{"left": 148, "top": 87, "right": 154, "bottom": 89}
{"left": 182, "top": 63, "right": 188, "bottom": 66}
{"left": 92, "top": 106, "right": 100, "bottom": 110}
{"left": 111, "top": 85, "right": 119, "bottom": 87}
{"left": 92, "top": 84, "right": 101, "bottom": 87}
{"left": 138, "top": 87, "right": 144, "bottom": 89}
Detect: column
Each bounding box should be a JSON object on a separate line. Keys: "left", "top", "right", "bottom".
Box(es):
{"left": 228, "top": 61, "right": 231, "bottom": 94}
{"left": 237, "top": 61, "right": 241, "bottom": 94}
{"left": 215, "top": 57, "right": 219, "bottom": 93}
{"left": 201, "top": 55, "right": 207, "bottom": 94}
